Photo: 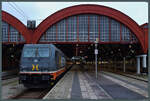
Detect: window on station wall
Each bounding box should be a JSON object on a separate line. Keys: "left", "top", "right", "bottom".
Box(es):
{"left": 100, "top": 16, "right": 109, "bottom": 42}
{"left": 130, "top": 32, "right": 138, "bottom": 43}
{"left": 67, "top": 16, "right": 77, "bottom": 42}
{"left": 2, "top": 21, "right": 25, "bottom": 42}
{"left": 20, "top": 33, "right": 25, "bottom": 42}
{"left": 10, "top": 26, "right": 19, "bottom": 42}
{"left": 78, "top": 15, "right": 88, "bottom": 42}
{"left": 57, "top": 19, "right": 66, "bottom": 42}
{"left": 38, "top": 14, "right": 139, "bottom": 43}
{"left": 2, "top": 21, "right": 8, "bottom": 42}
{"left": 122, "top": 25, "right": 130, "bottom": 42}
{"left": 40, "top": 25, "right": 56, "bottom": 42}
{"left": 89, "top": 15, "right": 99, "bottom": 42}
{"left": 111, "top": 19, "right": 120, "bottom": 42}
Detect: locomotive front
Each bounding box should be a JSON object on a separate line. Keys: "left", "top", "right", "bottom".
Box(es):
{"left": 19, "top": 44, "right": 54, "bottom": 88}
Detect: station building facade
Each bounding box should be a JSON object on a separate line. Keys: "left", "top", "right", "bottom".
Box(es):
{"left": 2, "top": 4, "right": 148, "bottom": 74}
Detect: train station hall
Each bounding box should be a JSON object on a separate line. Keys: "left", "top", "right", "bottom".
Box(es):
{"left": 2, "top": 2, "right": 149, "bottom": 100}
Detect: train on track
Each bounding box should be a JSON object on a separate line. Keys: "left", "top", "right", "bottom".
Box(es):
{"left": 19, "top": 44, "right": 69, "bottom": 88}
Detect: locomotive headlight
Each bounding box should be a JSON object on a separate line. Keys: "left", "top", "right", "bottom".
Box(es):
{"left": 34, "top": 59, "right": 38, "bottom": 62}
{"left": 41, "top": 63, "right": 49, "bottom": 71}
{"left": 20, "top": 75, "right": 26, "bottom": 80}
{"left": 43, "top": 70, "right": 48, "bottom": 72}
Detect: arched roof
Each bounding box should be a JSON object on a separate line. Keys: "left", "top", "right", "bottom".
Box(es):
{"left": 2, "top": 11, "right": 30, "bottom": 43}
{"left": 33, "top": 4, "right": 145, "bottom": 52}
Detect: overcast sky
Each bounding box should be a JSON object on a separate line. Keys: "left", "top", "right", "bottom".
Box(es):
{"left": 2, "top": 2, "right": 148, "bottom": 26}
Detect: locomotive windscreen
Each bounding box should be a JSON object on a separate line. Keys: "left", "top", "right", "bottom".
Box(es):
{"left": 23, "top": 47, "right": 50, "bottom": 57}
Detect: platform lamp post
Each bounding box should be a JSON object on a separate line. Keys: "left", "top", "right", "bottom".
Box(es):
{"left": 95, "top": 38, "right": 99, "bottom": 79}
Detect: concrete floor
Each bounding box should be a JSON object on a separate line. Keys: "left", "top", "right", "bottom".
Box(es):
{"left": 2, "top": 77, "right": 27, "bottom": 99}
{"left": 43, "top": 64, "right": 148, "bottom": 99}
{"left": 2, "top": 64, "right": 148, "bottom": 100}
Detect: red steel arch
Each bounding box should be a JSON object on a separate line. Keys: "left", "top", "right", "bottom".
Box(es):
{"left": 33, "top": 4, "right": 146, "bottom": 53}
{"left": 140, "top": 23, "right": 148, "bottom": 53}
{"left": 2, "top": 11, "right": 30, "bottom": 43}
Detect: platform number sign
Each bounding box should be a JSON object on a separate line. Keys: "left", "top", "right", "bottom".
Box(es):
{"left": 95, "top": 49, "right": 98, "bottom": 54}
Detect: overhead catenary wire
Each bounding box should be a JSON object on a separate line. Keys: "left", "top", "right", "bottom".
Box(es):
{"left": 6, "top": 2, "right": 46, "bottom": 25}
{"left": 12, "top": 2, "right": 30, "bottom": 20}
{"left": 8, "top": 2, "right": 28, "bottom": 20}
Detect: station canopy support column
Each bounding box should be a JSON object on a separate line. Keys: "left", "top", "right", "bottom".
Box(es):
{"left": 136, "top": 56, "right": 140, "bottom": 74}
{"left": 136, "top": 54, "right": 147, "bottom": 74}
{"left": 95, "top": 38, "right": 99, "bottom": 79}
{"left": 142, "top": 54, "right": 147, "bottom": 68}
{"left": 123, "top": 57, "right": 126, "bottom": 72}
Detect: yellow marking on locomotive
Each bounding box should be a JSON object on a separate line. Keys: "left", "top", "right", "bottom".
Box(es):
{"left": 32, "top": 64, "right": 39, "bottom": 71}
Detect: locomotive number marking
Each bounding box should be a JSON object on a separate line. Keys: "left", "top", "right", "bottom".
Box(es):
{"left": 32, "top": 64, "right": 39, "bottom": 71}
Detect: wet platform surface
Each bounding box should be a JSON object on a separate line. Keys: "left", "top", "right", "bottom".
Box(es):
{"left": 43, "top": 64, "right": 147, "bottom": 100}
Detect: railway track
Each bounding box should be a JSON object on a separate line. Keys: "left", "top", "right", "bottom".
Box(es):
{"left": 12, "top": 88, "right": 50, "bottom": 99}
{"left": 2, "top": 71, "right": 18, "bottom": 80}
{"left": 102, "top": 71, "right": 148, "bottom": 82}
{"left": 2, "top": 74, "right": 18, "bottom": 80}
{"left": 11, "top": 65, "right": 73, "bottom": 99}
{"left": 115, "top": 73, "right": 148, "bottom": 82}
{"left": 11, "top": 77, "right": 60, "bottom": 99}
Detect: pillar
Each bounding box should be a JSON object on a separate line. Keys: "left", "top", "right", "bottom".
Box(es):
{"left": 123, "top": 57, "right": 126, "bottom": 72}
{"left": 142, "top": 54, "right": 147, "bottom": 68}
{"left": 136, "top": 57, "right": 140, "bottom": 74}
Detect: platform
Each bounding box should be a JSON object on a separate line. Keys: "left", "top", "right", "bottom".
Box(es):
{"left": 43, "top": 64, "right": 147, "bottom": 99}
{"left": 2, "top": 77, "right": 27, "bottom": 99}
